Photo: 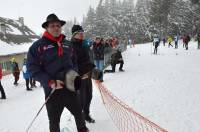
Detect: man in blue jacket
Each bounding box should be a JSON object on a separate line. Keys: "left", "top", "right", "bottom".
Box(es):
{"left": 27, "top": 14, "right": 88, "bottom": 132}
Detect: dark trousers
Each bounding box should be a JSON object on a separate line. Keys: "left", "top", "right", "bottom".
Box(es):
{"left": 104, "top": 60, "right": 124, "bottom": 73}
{"left": 185, "top": 42, "right": 189, "bottom": 50}
{"left": 168, "top": 42, "right": 173, "bottom": 48}
{"left": 0, "top": 81, "right": 6, "bottom": 98}
{"left": 175, "top": 41, "right": 178, "bottom": 49}
{"left": 114, "top": 60, "right": 124, "bottom": 71}
{"left": 30, "top": 77, "right": 36, "bottom": 87}
{"left": 198, "top": 41, "right": 200, "bottom": 49}
{"left": 25, "top": 79, "right": 30, "bottom": 89}
{"left": 46, "top": 89, "right": 86, "bottom": 132}
{"left": 154, "top": 42, "right": 159, "bottom": 54}
{"left": 13, "top": 72, "right": 20, "bottom": 84}
{"left": 80, "top": 78, "right": 93, "bottom": 116}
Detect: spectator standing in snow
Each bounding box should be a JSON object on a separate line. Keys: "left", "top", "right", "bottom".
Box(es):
{"left": 27, "top": 14, "right": 88, "bottom": 132}
{"left": 91, "top": 37, "right": 105, "bottom": 82}
{"left": 11, "top": 58, "right": 20, "bottom": 86}
{"left": 22, "top": 59, "right": 33, "bottom": 91}
{"left": 0, "top": 65, "right": 6, "bottom": 99}
{"left": 71, "top": 25, "right": 96, "bottom": 123}
{"left": 30, "top": 77, "right": 37, "bottom": 88}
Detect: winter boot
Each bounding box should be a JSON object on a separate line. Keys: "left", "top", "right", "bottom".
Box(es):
{"left": 119, "top": 69, "right": 125, "bottom": 72}
{"left": 85, "top": 115, "right": 95, "bottom": 123}
{"left": 78, "top": 127, "right": 89, "bottom": 132}
{"left": 1, "top": 96, "right": 6, "bottom": 99}
{"left": 27, "top": 88, "right": 33, "bottom": 91}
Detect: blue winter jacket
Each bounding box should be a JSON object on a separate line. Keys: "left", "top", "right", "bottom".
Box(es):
{"left": 27, "top": 36, "right": 77, "bottom": 97}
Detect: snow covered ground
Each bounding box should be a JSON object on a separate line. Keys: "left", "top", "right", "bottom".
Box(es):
{"left": 0, "top": 40, "right": 200, "bottom": 132}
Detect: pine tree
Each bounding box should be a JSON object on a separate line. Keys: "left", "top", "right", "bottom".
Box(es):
{"left": 134, "top": 0, "right": 151, "bottom": 42}
{"left": 82, "top": 6, "right": 96, "bottom": 38}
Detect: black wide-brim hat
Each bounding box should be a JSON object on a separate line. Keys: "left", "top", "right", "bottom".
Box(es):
{"left": 42, "top": 14, "right": 66, "bottom": 28}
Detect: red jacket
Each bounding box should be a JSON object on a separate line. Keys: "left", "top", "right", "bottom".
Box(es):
{"left": 0, "top": 66, "right": 2, "bottom": 80}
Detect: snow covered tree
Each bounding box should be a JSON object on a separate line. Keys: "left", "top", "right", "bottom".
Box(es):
{"left": 82, "top": 6, "right": 96, "bottom": 38}
{"left": 134, "top": 0, "right": 151, "bottom": 42}
{"left": 149, "top": 0, "right": 173, "bottom": 37}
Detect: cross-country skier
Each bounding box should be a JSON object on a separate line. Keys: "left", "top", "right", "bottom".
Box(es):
{"left": 174, "top": 35, "right": 179, "bottom": 49}
{"left": 153, "top": 34, "right": 160, "bottom": 54}
{"left": 183, "top": 35, "right": 190, "bottom": 50}
{"left": 168, "top": 37, "right": 173, "bottom": 48}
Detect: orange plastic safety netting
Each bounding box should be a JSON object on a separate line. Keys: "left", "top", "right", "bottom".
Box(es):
{"left": 95, "top": 80, "right": 168, "bottom": 132}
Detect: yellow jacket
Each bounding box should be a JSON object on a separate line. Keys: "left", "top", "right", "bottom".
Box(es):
{"left": 168, "top": 37, "right": 173, "bottom": 43}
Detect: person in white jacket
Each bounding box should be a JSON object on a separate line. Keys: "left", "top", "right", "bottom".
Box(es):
{"left": 22, "top": 59, "right": 32, "bottom": 91}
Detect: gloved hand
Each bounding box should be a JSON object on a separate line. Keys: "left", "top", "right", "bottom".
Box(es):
{"left": 91, "top": 68, "right": 103, "bottom": 80}
{"left": 48, "top": 80, "right": 64, "bottom": 89}
{"left": 65, "top": 70, "right": 82, "bottom": 92}
{"left": 81, "top": 74, "right": 89, "bottom": 80}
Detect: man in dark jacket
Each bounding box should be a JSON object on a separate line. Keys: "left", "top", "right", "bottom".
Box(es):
{"left": 27, "top": 14, "right": 88, "bottom": 132}
{"left": 104, "top": 38, "right": 124, "bottom": 73}
{"left": 71, "top": 25, "right": 96, "bottom": 123}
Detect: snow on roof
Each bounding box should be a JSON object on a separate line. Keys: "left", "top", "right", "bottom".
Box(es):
{"left": 7, "top": 25, "right": 22, "bottom": 35}
{"left": 0, "top": 39, "right": 36, "bottom": 56}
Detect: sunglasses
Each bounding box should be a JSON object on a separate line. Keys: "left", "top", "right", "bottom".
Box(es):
{"left": 73, "top": 31, "right": 84, "bottom": 36}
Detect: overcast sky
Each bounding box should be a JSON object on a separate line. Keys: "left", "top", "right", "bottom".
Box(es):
{"left": 0, "top": 0, "right": 100, "bottom": 34}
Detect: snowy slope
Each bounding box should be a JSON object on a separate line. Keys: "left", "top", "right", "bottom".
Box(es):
{"left": 0, "top": 40, "right": 200, "bottom": 132}
{"left": 104, "top": 40, "right": 200, "bottom": 132}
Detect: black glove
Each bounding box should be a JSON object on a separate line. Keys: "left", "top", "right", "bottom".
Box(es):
{"left": 91, "top": 68, "right": 103, "bottom": 80}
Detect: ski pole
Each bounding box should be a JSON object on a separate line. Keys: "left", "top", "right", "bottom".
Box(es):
{"left": 26, "top": 88, "right": 56, "bottom": 132}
